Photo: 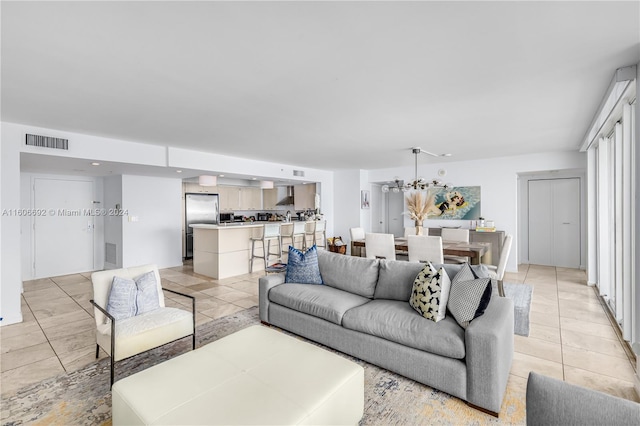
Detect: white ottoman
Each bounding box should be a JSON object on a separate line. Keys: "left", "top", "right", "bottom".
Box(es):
{"left": 112, "top": 325, "right": 364, "bottom": 425}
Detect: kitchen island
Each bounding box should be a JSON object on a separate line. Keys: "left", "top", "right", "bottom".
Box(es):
{"left": 190, "top": 222, "right": 309, "bottom": 279}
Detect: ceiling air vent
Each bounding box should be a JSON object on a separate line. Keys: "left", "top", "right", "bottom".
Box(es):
{"left": 293, "top": 169, "right": 305, "bottom": 177}
{"left": 26, "top": 134, "right": 69, "bottom": 150}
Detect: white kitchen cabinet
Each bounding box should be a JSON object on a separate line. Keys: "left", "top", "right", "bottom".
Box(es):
{"left": 262, "top": 188, "right": 278, "bottom": 209}
{"left": 184, "top": 182, "right": 218, "bottom": 194}
{"left": 240, "top": 187, "right": 262, "bottom": 210}
{"left": 219, "top": 186, "right": 241, "bottom": 211}
{"left": 294, "top": 184, "right": 316, "bottom": 210}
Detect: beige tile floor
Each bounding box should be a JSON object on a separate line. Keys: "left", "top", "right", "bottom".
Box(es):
{"left": 1, "top": 263, "right": 638, "bottom": 405}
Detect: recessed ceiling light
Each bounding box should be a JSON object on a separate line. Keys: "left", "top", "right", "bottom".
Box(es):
{"left": 176, "top": 170, "right": 182, "bottom": 173}
{"left": 91, "top": 162, "right": 100, "bottom": 166}
{"left": 252, "top": 177, "right": 257, "bottom": 180}
{"left": 219, "top": 174, "right": 225, "bottom": 177}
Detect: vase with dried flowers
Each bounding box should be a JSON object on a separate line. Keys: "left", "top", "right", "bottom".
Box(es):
{"left": 406, "top": 192, "right": 429, "bottom": 235}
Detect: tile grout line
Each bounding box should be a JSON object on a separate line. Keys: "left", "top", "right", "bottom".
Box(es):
{"left": 554, "top": 267, "right": 567, "bottom": 382}
{"left": 17, "top": 286, "right": 65, "bottom": 374}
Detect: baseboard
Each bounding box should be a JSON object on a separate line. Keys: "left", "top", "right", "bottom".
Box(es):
{"left": 0, "top": 312, "right": 24, "bottom": 326}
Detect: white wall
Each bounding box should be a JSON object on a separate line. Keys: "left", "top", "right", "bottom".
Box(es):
{"left": 332, "top": 170, "right": 362, "bottom": 252}
{"left": 121, "top": 175, "right": 183, "bottom": 269}
{"left": 103, "top": 175, "right": 123, "bottom": 269}
{"left": 1, "top": 124, "right": 24, "bottom": 325}
{"left": 368, "top": 151, "right": 587, "bottom": 272}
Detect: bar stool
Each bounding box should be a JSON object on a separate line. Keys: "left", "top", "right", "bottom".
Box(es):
{"left": 280, "top": 223, "right": 295, "bottom": 253}
{"left": 250, "top": 224, "right": 282, "bottom": 273}
{"left": 293, "top": 222, "right": 306, "bottom": 249}
{"left": 315, "top": 220, "right": 327, "bottom": 249}
{"left": 303, "top": 221, "right": 316, "bottom": 250}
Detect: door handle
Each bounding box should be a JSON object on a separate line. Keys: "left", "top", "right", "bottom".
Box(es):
{"left": 562, "top": 222, "right": 570, "bottom": 225}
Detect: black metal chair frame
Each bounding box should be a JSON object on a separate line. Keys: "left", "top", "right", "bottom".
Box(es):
{"left": 90, "top": 287, "right": 196, "bottom": 388}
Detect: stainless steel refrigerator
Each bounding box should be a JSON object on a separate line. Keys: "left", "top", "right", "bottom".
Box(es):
{"left": 185, "top": 193, "right": 219, "bottom": 259}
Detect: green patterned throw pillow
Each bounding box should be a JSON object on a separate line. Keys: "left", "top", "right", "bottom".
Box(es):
{"left": 409, "top": 262, "right": 451, "bottom": 322}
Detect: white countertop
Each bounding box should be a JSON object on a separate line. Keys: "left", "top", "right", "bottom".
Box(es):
{"left": 190, "top": 220, "right": 315, "bottom": 230}
{"left": 190, "top": 223, "right": 264, "bottom": 229}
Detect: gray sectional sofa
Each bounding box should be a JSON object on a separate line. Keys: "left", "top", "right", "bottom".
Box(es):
{"left": 259, "top": 250, "right": 514, "bottom": 415}
{"left": 526, "top": 372, "right": 640, "bottom": 425}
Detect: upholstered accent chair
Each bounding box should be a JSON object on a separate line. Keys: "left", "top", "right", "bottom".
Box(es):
{"left": 90, "top": 264, "right": 195, "bottom": 386}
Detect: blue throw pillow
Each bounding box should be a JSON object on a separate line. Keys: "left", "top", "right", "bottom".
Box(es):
{"left": 285, "top": 245, "right": 323, "bottom": 285}
{"left": 106, "top": 276, "right": 137, "bottom": 320}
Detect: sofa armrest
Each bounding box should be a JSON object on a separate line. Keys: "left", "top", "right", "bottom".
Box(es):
{"left": 259, "top": 273, "right": 286, "bottom": 323}
{"left": 526, "top": 372, "right": 640, "bottom": 426}
{"left": 464, "top": 295, "right": 514, "bottom": 414}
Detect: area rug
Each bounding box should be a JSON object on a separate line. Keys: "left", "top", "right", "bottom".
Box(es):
{"left": 501, "top": 282, "right": 534, "bottom": 337}
{"left": 1, "top": 307, "right": 526, "bottom": 425}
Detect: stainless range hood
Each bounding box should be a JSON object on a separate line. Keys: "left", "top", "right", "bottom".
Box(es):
{"left": 276, "top": 186, "right": 295, "bottom": 206}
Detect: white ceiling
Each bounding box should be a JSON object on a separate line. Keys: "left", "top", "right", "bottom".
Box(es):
{"left": 3, "top": 1, "right": 639, "bottom": 172}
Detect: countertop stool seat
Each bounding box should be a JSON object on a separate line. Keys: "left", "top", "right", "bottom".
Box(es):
{"left": 292, "top": 222, "right": 306, "bottom": 249}
{"left": 302, "top": 221, "right": 316, "bottom": 250}
{"left": 314, "top": 220, "right": 327, "bottom": 249}
{"left": 112, "top": 325, "right": 364, "bottom": 425}
{"left": 250, "top": 224, "right": 281, "bottom": 273}
{"left": 280, "top": 223, "right": 295, "bottom": 255}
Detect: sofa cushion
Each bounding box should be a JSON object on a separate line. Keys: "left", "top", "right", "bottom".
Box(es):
{"left": 374, "top": 260, "right": 491, "bottom": 301}
{"left": 135, "top": 271, "right": 161, "bottom": 315}
{"left": 107, "top": 276, "right": 138, "bottom": 320}
{"left": 285, "top": 245, "right": 323, "bottom": 285}
{"left": 448, "top": 263, "right": 493, "bottom": 328}
{"left": 268, "top": 283, "right": 371, "bottom": 325}
{"left": 342, "top": 299, "right": 466, "bottom": 359}
{"left": 409, "top": 263, "right": 451, "bottom": 322}
{"left": 317, "top": 250, "right": 379, "bottom": 298}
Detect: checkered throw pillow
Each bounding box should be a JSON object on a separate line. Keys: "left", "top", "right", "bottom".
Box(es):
{"left": 409, "top": 262, "right": 451, "bottom": 322}
{"left": 447, "top": 263, "right": 492, "bottom": 328}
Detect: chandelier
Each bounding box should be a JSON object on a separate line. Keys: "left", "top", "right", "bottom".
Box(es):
{"left": 381, "top": 148, "right": 452, "bottom": 193}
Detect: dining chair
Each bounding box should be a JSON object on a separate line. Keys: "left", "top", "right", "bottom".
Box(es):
{"left": 407, "top": 235, "right": 444, "bottom": 264}
{"left": 441, "top": 228, "right": 470, "bottom": 264}
{"left": 405, "top": 226, "right": 430, "bottom": 237}
{"left": 364, "top": 233, "right": 396, "bottom": 261}
{"left": 404, "top": 227, "right": 416, "bottom": 237}
{"left": 349, "top": 227, "right": 366, "bottom": 257}
{"left": 486, "top": 234, "right": 513, "bottom": 297}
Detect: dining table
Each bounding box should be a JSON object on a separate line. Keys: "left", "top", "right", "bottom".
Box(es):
{"left": 351, "top": 237, "right": 491, "bottom": 265}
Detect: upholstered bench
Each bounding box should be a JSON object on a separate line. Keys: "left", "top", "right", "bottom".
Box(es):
{"left": 112, "top": 325, "right": 364, "bottom": 425}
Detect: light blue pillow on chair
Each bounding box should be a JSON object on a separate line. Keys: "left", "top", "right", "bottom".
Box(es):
{"left": 106, "top": 276, "right": 137, "bottom": 320}
{"left": 135, "top": 271, "right": 161, "bottom": 315}
{"left": 285, "top": 245, "right": 323, "bottom": 285}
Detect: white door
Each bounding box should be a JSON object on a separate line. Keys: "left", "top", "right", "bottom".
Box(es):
{"left": 528, "top": 178, "right": 581, "bottom": 268}
{"left": 371, "top": 185, "right": 384, "bottom": 233}
{"left": 387, "top": 191, "right": 404, "bottom": 237}
{"left": 34, "top": 178, "right": 95, "bottom": 278}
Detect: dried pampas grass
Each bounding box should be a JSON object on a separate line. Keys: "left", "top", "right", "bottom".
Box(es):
{"left": 406, "top": 192, "right": 429, "bottom": 222}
